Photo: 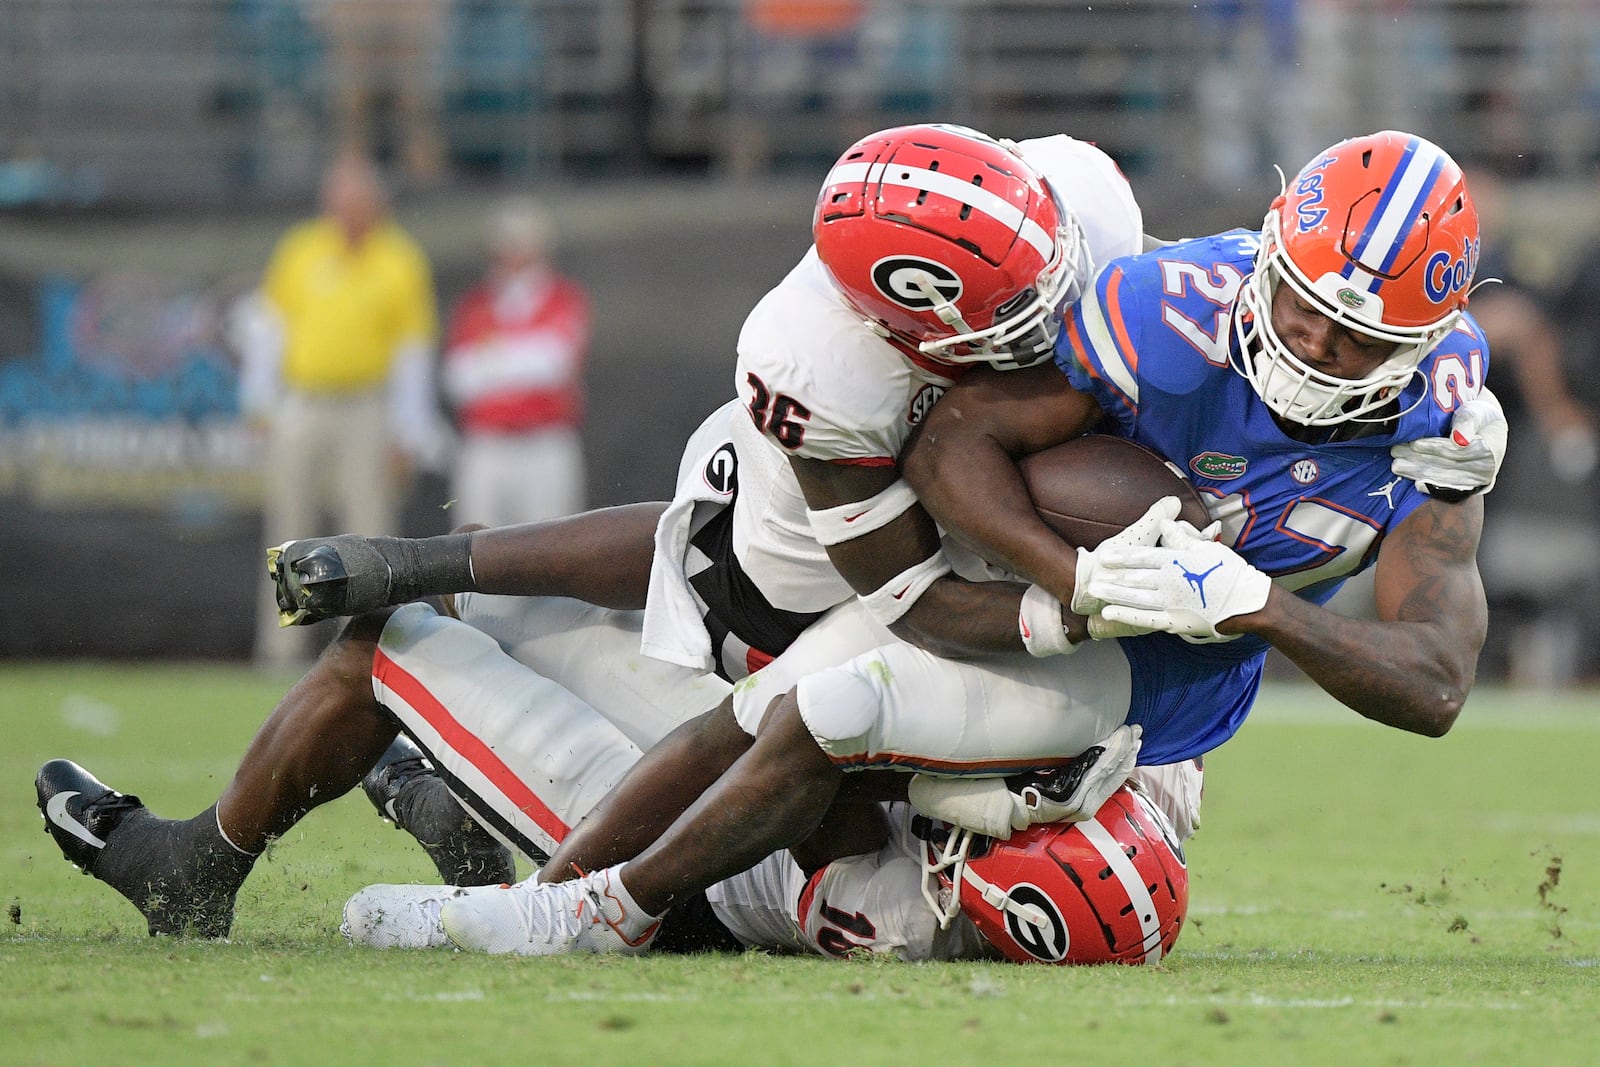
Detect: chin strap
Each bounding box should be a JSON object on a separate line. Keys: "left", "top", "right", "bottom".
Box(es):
{"left": 916, "top": 823, "right": 1050, "bottom": 933}
{"left": 910, "top": 271, "right": 977, "bottom": 337}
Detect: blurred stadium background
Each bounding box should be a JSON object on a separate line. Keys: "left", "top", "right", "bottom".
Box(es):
{"left": 2, "top": 0, "right": 1598, "bottom": 684}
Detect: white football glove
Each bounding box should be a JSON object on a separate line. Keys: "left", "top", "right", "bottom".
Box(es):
{"left": 908, "top": 725, "right": 1142, "bottom": 838}
{"left": 1070, "top": 496, "right": 1183, "bottom": 619}
{"left": 1083, "top": 609, "right": 1164, "bottom": 641}
{"left": 1085, "top": 519, "right": 1272, "bottom": 643}
{"left": 1389, "top": 388, "right": 1507, "bottom": 497}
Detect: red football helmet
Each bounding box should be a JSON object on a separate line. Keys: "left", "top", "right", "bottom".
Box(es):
{"left": 922, "top": 785, "right": 1189, "bottom": 965}
{"left": 813, "top": 124, "right": 1089, "bottom": 370}
{"left": 1234, "top": 130, "right": 1480, "bottom": 425}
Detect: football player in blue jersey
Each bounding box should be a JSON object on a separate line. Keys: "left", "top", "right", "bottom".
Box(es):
{"left": 902, "top": 129, "right": 1498, "bottom": 751}
{"left": 424, "top": 130, "right": 1508, "bottom": 958}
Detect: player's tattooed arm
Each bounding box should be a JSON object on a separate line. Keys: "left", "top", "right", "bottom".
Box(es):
{"left": 1239, "top": 495, "right": 1487, "bottom": 736}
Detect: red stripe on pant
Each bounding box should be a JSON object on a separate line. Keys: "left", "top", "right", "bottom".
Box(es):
{"left": 373, "top": 648, "right": 571, "bottom": 847}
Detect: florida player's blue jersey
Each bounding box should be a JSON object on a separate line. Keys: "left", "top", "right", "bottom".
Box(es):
{"left": 1057, "top": 230, "right": 1490, "bottom": 764}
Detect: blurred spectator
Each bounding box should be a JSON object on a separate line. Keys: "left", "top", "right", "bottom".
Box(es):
{"left": 725, "top": 0, "right": 868, "bottom": 176}
{"left": 307, "top": 0, "right": 448, "bottom": 186}
{"left": 1465, "top": 166, "right": 1600, "bottom": 685}
{"left": 441, "top": 198, "right": 591, "bottom": 527}
{"left": 1193, "top": 1, "right": 1457, "bottom": 193}
{"left": 238, "top": 150, "right": 447, "bottom": 668}
{"left": 1469, "top": 168, "right": 1597, "bottom": 482}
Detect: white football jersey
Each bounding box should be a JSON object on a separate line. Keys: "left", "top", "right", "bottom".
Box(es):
{"left": 727, "top": 135, "right": 1145, "bottom": 617}
{"left": 729, "top": 251, "right": 955, "bottom": 614}
{"left": 705, "top": 802, "right": 992, "bottom": 961}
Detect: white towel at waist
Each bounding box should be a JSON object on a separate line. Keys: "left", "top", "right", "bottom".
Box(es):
{"left": 641, "top": 400, "right": 743, "bottom": 670}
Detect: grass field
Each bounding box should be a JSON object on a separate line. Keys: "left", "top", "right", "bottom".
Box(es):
{"left": 3, "top": 663, "right": 1597, "bottom": 1066}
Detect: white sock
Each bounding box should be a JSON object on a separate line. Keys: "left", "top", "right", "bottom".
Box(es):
{"left": 604, "top": 864, "right": 663, "bottom": 936}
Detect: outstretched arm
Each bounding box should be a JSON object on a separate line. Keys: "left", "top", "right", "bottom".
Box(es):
{"left": 269, "top": 502, "right": 668, "bottom": 624}
{"left": 466, "top": 503, "right": 667, "bottom": 608}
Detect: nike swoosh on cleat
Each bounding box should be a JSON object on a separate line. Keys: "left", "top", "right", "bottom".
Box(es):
{"left": 45, "top": 791, "right": 107, "bottom": 850}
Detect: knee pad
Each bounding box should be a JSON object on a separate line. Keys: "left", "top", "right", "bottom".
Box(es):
{"left": 796, "top": 665, "right": 883, "bottom": 759}
{"left": 378, "top": 601, "right": 441, "bottom": 648}
{"left": 379, "top": 600, "right": 503, "bottom": 670}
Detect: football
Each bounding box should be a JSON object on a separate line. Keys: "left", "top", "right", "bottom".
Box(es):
{"left": 1018, "top": 434, "right": 1211, "bottom": 549}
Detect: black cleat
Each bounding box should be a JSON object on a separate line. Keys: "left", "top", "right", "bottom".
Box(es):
{"left": 362, "top": 735, "right": 434, "bottom": 825}
{"left": 36, "top": 759, "right": 144, "bottom": 875}
{"left": 35, "top": 759, "right": 255, "bottom": 938}
{"left": 1006, "top": 746, "right": 1106, "bottom": 805}
{"left": 362, "top": 735, "right": 516, "bottom": 886}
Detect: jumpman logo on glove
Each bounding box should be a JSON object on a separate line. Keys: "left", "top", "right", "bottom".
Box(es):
{"left": 1174, "top": 560, "right": 1224, "bottom": 607}
{"left": 1077, "top": 518, "right": 1271, "bottom": 643}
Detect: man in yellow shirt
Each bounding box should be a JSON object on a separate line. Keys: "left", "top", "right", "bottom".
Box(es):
{"left": 239, "top": 151, "right": 446, "bottom": 669}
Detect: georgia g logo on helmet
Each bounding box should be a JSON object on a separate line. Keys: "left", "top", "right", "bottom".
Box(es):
{"left": 1002, "top": 883, "right": 1069, "bottom": 962}
{"left": 871, "top": 256, "right": 963, "bottom": 311}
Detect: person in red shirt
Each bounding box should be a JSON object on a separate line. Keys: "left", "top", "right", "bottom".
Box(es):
{"left": 442, "top": 198, "right": 592, "bottom": 526}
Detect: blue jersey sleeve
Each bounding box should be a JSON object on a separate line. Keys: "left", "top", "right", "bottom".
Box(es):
{"left": 1057, "top": 260, "right": 1145, "bottom": 438}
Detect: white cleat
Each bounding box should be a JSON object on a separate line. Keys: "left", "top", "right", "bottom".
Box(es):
{"left": 439, "top": 868, "right": 660, "bottom": 957}
{"left": 341, "top": 883, "right": 464, "bottom": 949}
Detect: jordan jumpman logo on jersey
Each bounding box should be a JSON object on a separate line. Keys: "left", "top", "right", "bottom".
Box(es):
{"left": 1176, "top": 560, "right": 1224, "bottom": 608}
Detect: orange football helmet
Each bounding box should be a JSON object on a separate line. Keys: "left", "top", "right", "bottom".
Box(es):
{"left": 922, "top": 784, "right": 1189, "bottom": 965}
{"left": 813, "top": 124, "right": 1088, "bottom": 370}
{"left": 1234, "top": 130, "right": 1480, "bottom": 425}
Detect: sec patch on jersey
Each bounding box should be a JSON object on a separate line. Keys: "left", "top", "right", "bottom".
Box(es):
{"left": 1019, "top": 434, "right": 1210, "bottom": 548}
